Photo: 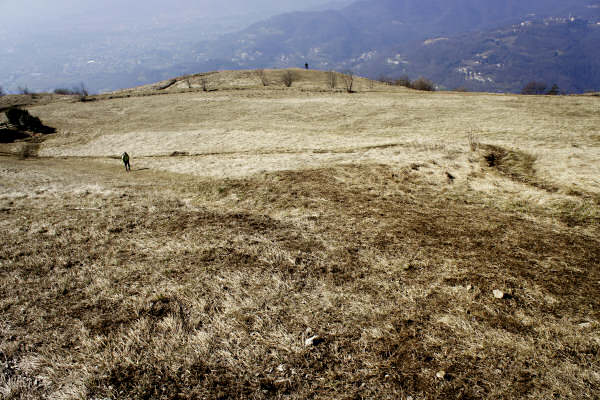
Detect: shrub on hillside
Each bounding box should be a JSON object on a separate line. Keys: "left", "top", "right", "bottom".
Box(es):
{"left": 377, "top": 76, "right": 394, "bottom": 85}
{"left": 256, "top": 69, "right": 269, "bottom": 86}
{"left": 410, "top": 77, "right": 436, "bottom": 91}
{"left": 55, "top": 83, "right": 89, "bottom": 99}
{"left": 394, "top": 75, "right": 412, "bottom": 88}
{"left": 327, "top": 71, "right": 337, "bottom": 89}
{"left": 5, "top": 108, "right": 55, "bottom": 134}
{"left": 54, "top": 88, "right": 75, "bottom": 95}
{"left": 521, "top": 81, "right": 547, "bottom": 95}
{"left": 75, "top": 83, "right": 89, "bottom": 97}
{"left": 546, "top": 84, "right": 560, "bottom": 95}
{"left": 380, "top": 76, "right": 436, "bottom": 91}
{"left": 341, "top": 70, "right": 355, "bottom": 93}
{"left": 7, "top": 108, "right": 39, "bottom": 128}
{"left": 282, "top": 71, "right": 294, "bottom": 87}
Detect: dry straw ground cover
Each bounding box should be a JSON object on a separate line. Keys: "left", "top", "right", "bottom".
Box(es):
{"left": 1, "top": 70, "right": 599, "bottom": 399}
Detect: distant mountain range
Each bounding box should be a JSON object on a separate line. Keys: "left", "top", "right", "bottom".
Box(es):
{"left": 390, "top": 17, "right": 600, "bottom": 93}
{"left": 192, "top": 0, "right": 600, "bottom": 92}
{"left": 2, "top": 0, "right": 599, "bottom": 93}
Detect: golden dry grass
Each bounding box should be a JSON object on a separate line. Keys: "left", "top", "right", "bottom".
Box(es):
{"left": 1, "top": 71, "right": 599, "bottom": 399}
{"left": 26, "top": 71, "right": 600, "bottom": 196}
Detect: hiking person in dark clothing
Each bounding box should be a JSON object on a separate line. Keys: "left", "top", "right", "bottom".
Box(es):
{"left": 305, "top": 63, "right": 309, "bottom": 70}
{"left": 122, "top": 152, "right": 131, "bottom": 172}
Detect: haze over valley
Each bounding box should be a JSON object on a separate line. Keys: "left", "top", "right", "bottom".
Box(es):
{"left": 2, "top": 0, "right": 599, "bottom": 93}
{"left": 0, "top": 0, "right": 351, "bottom": 93}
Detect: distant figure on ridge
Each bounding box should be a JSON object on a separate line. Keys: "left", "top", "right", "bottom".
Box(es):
{"left": 305, "top": 63, "right": 309, "bottom": 70}
{"left": 121, "top": 152, "right": 131, "bottom": 172}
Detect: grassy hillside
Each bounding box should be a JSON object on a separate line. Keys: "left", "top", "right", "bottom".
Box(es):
{"left": 387, "top": 18, "right": 600, "bottom": 93}
{"left": 1, "top": 70, "right": 599, "bottom": 398}
{"left": 28, "top": 69, "right": 600, "bottom": 196}
{"left": 191, "top": 1, "right": 600, "bottom": 93}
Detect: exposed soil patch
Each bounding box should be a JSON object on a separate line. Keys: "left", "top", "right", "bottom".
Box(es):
{"left": 482, "top": 144, "right": 564, "bottom": 194}
{"left": 482, "top": 144, "right": 536, "bottom": 179}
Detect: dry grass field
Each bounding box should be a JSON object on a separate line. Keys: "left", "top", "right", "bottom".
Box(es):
{"left": 1, "top": 70, "right": 599, "bottom": 399}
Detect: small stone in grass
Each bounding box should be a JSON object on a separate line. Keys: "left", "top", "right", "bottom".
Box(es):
{"left": 436, "top": 370, "right": 446, "bottom": 379}
{"left": 305, "top": 335, "right": 319, "bottom": 347}
{"left": 493, "top": 289, "right": 505, "bottom": 299}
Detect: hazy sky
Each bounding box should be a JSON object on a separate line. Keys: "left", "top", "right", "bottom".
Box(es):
{"left": 0, "top": 0, "right": 342, "bottom": 31}
{"left": 0, "top": 0, "right": 351, "bottom": 92}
